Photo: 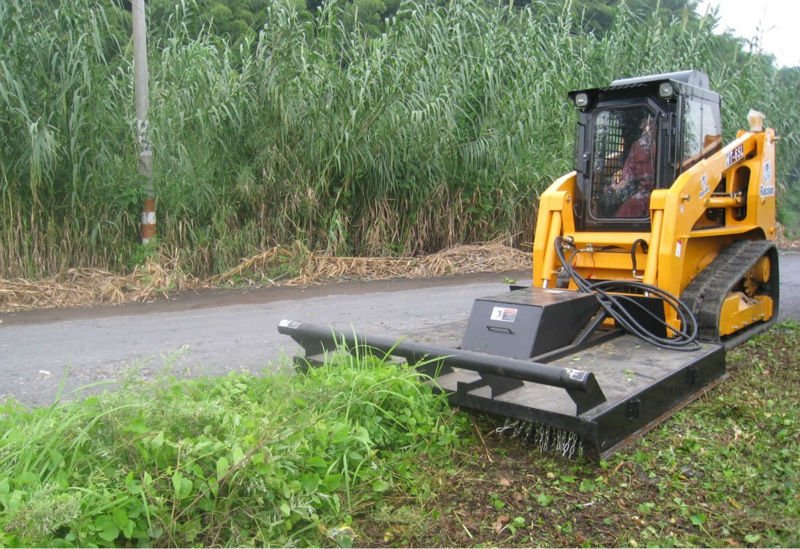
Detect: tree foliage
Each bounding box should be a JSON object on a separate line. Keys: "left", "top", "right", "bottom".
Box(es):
{"left": 566, "top": 0, "right": 700, "bottom": 34}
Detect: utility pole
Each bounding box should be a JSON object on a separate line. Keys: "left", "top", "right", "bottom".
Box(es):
{"left": 132, "top": 0, "right": 156, "bottom": 243}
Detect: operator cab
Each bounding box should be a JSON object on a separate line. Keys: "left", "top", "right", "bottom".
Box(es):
{"left": 569, "top": 70, "right": 722, "bottom": 230}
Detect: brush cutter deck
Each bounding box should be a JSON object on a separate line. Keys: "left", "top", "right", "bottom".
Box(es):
{"left": 278, "top": 287, "right": 726, "bottom": 458}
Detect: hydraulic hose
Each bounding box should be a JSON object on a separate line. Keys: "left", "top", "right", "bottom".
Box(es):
{"left": 554, "top": 236, "right": 699, "bottom": 350}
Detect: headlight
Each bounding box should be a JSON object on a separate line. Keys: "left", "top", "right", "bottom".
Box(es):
{"left": 747, "top": 109, "right": 765, "bottom": 132}
{"left": 574, "top": 93, "right": 589, "bottom": 108}
{"left": 658, "top": 82, "right": 674, "bottom": 98}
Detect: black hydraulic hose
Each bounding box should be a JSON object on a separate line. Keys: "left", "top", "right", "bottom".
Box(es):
{"left": 631, "top": 238, "right": 648, "bottom": 277}
{"left": 554, "top": 236, "right": 699, "bottom": 350}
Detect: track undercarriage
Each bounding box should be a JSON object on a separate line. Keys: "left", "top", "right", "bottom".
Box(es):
{"left": 682, "top": 240, "right": 780, "bottom": 347}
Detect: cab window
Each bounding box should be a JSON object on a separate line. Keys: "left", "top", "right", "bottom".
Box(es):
{"left": 590, "top": 107, "right": 656, "bottom": 219}
{"left": 682, "top": 97, "right": 722, "bottom": 169}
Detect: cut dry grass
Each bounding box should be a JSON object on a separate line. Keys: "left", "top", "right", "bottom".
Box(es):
{"left": 286, "top": 239, "right": 530, "bottom": 285}
{"left": 207, "top": 238, "right": 530, "bottom": 287}
{"left": 4, "top": 231, "right": 797, "bottom": 313}
{"left": 0, "top": 240, "right": 531, "bottom": 313}
{"left": 0, "top": 260, "right": 200, "bottom": 312}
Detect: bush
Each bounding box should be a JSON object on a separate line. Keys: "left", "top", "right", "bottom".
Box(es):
{"left": 0, "top": 354, "right": 465, "bottom": 547}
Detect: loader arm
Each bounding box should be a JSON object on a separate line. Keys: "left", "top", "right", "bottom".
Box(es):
{"left": 653, "top": 127, "right": 777, "bottom": 297}
{"left": 532, "top": 171, "right": 577, "bottom": 288}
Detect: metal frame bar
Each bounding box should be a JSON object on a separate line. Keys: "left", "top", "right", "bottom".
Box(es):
{"left": 278, "top": 320, "right": 607, "bottom": 414}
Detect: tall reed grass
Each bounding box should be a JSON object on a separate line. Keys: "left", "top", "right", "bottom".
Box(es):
{"left": 1, "top": 0, "right": 798, "bottom": 278}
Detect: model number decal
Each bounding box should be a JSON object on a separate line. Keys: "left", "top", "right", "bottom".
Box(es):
{"left": 490, "top": 307, "right": 518, "bottom": 322}
{"left": 565, "top": 368, "right": 588, "bottom": 382}
{"left": 725, "top": 144, "right": 744, "bottom": 168}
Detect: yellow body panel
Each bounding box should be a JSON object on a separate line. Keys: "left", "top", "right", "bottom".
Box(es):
{"left": 532, "top": 128, "right": 778, "bottom": 335}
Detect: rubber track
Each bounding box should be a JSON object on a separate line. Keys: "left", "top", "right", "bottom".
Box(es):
{"left": 681, "top": 239, "right": 778, "bottom": 343}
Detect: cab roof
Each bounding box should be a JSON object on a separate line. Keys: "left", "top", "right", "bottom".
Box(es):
{"left": 567, "top": 70, "right": 719, "bottom": 106}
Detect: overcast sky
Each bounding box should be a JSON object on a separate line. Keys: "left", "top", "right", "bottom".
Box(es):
{"left": 696, "top": 0, "right": 800, "bottom": 68}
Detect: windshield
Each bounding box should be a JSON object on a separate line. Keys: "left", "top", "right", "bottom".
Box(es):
{"left": 590, "top": 107, "right": 656, "bottom": 219}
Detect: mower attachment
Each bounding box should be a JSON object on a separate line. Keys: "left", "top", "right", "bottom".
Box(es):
{"left": 278, "top": 287, "right": 726, "bottom": 458}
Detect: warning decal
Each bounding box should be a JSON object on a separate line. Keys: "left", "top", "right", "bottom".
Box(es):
{"left": 490, "top": 306, "right": 518, "bottom": 322}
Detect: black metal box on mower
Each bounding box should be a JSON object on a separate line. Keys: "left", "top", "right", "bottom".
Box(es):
{"left": 278, "top": 287, "right": 726, "bottom": 458}
{"left": 460, "top": 288, "right": 601, "bottom": 358}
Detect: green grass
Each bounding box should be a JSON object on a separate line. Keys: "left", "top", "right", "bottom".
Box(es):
{"left": 0, "top": 353, "right": 466, "bottom": 547}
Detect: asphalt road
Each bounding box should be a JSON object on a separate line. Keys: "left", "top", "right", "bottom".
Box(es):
{"left": 2, "top": 253, "right": 799, "bottom": 407}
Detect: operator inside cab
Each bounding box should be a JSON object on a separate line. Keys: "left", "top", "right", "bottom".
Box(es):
{"left": 592, "top": 108, "right": 657, "bottom": 219}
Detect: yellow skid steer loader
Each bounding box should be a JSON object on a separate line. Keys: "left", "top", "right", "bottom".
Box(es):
{"left": 279, "top": 70, "right": 780, "bottom": 458}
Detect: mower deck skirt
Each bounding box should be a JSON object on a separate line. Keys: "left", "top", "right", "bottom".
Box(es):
{"left": 433, "top": 334, "right": 725, "bottom": 457}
